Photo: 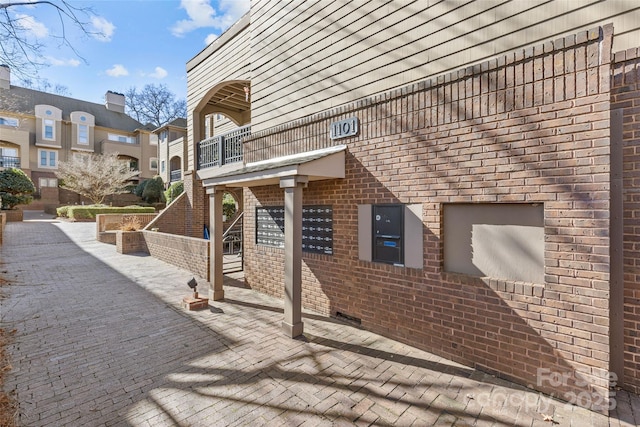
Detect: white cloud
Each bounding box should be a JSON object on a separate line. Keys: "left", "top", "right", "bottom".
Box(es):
{"left": 15, "top": 13, "right": 48, "bottom": 38}
{"left": 106, "top": 64, "right": 128, "bottom": 77}
{"left": 149, "top": 67, "right": 168, "bottom": 79}
{"left": 171, "top": 0, "right": 249, "bottom": 37}
{"left": 204, "top": 33, "right": 217, "bottom": 45}
{"left": 91, "top": 16, "right": 116, "bottom": 42}
{"left": 46, "top": 57, "right": 81, "bottom": 67}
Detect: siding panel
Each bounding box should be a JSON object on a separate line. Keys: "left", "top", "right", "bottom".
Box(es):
{"left": 249, "top": 0, "right": 640, "bottom": 131}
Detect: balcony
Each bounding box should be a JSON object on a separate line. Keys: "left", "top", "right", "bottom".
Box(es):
{"left": 197, "top": 125, "right": 249, "bottom": 170}
{"left": 0, "top": 156, "right": 20, "bottom": 168}
{"left": 170, "top": 170, "right": 182, "bottom": 182}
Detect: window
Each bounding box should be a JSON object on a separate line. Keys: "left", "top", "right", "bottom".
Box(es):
{"left": 0, "top": 147, "right": 17, "bottom": 157}
{"left": 43, "top": 119, "right": 55, "bottom": 140}
{"left": 78, "top": 124, "right": 89, "bottom": 144}
{"left": 358, "top": 204, "right": 423, "bottom": 268}
{"left": 150, "top": 158, "right": 158, "bottom": 170}
{"left": 108, "top": 133, "right": 135, "bottom": 144}
{"left": 0, "top": 147, "right": 19, "bottom": 167}
{"left": 0, "top": 116, "right": 18, "bottom": 127}
{"left": 39, "top": 178, "right": 58, "bottom": 188}
{"left": 161, "top": 160, "right": 165, "bottom": 173}
{"left": 38, "top": 150, "right": 57, "bottom": 168}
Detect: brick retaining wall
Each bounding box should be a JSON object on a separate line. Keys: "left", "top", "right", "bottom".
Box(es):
{"left": 143, "top": 230, "right": 209, "bottom": 280}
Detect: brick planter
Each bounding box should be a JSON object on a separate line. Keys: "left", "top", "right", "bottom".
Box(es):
{"left": 116, "top": 231, "right": 148, "bottom": 254}
{"left": 2, "top": 210, "right": 23, "bottom": 222}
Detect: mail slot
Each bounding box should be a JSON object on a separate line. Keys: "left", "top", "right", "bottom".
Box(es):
{"left": 373, "top": 204, "right": 403, "bottom": 264}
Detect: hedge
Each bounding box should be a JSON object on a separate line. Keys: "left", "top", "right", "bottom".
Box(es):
{"left": 57, "top": 205, "right": 155, "bottom": 221}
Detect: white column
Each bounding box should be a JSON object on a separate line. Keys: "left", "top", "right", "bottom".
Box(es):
{"left": 280, "top": 175, "right": 308, "bottom": 338}
{"left": 208, "top": 186, "right": 225, "bottom": 301}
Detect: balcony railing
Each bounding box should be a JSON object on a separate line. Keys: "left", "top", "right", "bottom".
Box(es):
{"left": 170, "top": 170, "right": 182, "bottom": 182}
{"left": 0, "top": 156, "right": 20, "bottom": 168}
{"left": 197, "top": 125, "right": 250, "bottom": 170}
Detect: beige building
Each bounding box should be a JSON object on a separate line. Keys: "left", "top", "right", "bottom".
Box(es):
{"left": 154, "top": 118, "right": 187, "bottom": 188}
{"left": 0, "top": 66, "right": 158, "bottom": 210}
{"left": 147, "top": 0, "right": 640, "bottom": 413}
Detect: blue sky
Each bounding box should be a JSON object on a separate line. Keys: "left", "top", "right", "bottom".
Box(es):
{"left": 8, "top": 0, "right": 250, "bottom": 104}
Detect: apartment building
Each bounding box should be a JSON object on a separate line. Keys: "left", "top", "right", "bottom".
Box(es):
{"left": 0, "top": 66, "right": 158, "bottom": 210}
{"left": 155, "top": 118, "right": 187, "bottom": 188}
{"left": 165, "top": 0, "right": 640, "bottom": 412}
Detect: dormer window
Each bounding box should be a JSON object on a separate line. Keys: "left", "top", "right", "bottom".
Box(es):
{"left": 70, "top": 111, "right": 94, "bottom": 147}
{"left": 78, "top": 124, "right": 89, "bottom": 144}
{"left": 43, "top": 119, "right": 55, "bottom": 140}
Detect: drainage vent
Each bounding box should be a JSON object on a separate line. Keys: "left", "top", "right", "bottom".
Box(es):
{"left": 335, "top": 311, "right": 362, "bottom": 325}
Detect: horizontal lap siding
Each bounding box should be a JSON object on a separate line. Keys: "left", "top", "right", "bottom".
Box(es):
{"left": 186, "top": 20, "right": 251, "bottom": 171}
{"left": 250, "top": 0, "right": 640, "bottom": 131}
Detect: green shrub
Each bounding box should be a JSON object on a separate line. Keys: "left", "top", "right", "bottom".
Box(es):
{"left": 164, "top": 181, "right": 184, "bottom": 204}
{"left": 59, "top": 205, "right": 155, "bottom": 221}
{"left": 142, "top": 176, "right": 165, "bottom": 204}
{"left": 133, "top": 180, "right": 148, "bottom": 197}
{"left": 0, "top": 168, "right": 36, "bottom": 209}
{"left": 223, "top": 193, "right": 237, "bottom": 219}
{"left": 56, "top": 205, "right": 70, "bottom": 218}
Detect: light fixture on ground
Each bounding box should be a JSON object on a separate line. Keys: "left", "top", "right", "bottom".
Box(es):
{"left": 181, "top": 277, "right": 209, "bottom": 311}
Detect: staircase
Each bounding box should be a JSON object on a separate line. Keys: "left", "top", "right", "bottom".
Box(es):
{"left": 222, "top": 212, "right": 243, "bottom": 273}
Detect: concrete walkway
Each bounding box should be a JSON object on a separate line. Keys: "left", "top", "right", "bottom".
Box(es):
{"left": 0, "top": 212, "right": 638, "bottom": 426}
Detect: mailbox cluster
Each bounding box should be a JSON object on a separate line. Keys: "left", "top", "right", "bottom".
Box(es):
{"left": 256, "top": 205, "right": 333, "bottom": 255}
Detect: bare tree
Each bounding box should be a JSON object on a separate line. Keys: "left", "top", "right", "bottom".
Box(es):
{"left": 125, "top": 84, "right": 186, "bottom": 128}
{"left": 0, "top": 1, "right": 97, "bottom": 79}
{"left": 55, "top": 152, "right": 139, "bottom": 205}
{"left": 20, "top": 77, "right": 71, "bottom": 96}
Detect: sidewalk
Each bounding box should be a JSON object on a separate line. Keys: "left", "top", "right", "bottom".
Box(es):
{"left": 0, "top": 212, "right": 638, "bottom": 426}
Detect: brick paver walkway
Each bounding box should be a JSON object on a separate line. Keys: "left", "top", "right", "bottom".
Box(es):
{"left": 1, "top": 212, "right": 639, "bottom": 426}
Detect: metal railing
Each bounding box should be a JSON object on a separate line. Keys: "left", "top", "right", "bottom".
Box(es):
{"left": 169, "top": 170, "right": 182, "bottom": 182}
{"left": 222, "top": 211, "right": 244, "bottom": 273}
{"left": 0, "top": 156, "right": 20, "bottom": 168}
{"left": 197, "top": 125, "right": 250, "bottom": 170}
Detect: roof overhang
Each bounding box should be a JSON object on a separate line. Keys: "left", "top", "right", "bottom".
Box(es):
{"left": 202, "top": 145, "right": 346, "bottom": 188}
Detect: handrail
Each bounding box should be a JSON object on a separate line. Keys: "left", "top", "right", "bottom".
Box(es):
{"left": 223, "top": 211, "right": 244, "bottom": 239}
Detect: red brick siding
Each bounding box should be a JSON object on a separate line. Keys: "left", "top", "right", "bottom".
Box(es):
{"left": 183, "top": 170, "right": 209, "bottom": 239}
{"left": 242, "top": 26, "right": 614, "bottom": 411}
{"left": 144, "top": 231, "right": 209, "bottom": 280}
{"left": 148, "top": 193, "right": 188, "bottom": 236}
{"left": 116, "top": 231, "right": 148, "bottom": 254}
{"left": 612, "top": 47, "right": 640, "bottom": 394}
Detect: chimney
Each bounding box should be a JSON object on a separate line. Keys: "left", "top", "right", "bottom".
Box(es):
{"left": 105, "top": 90, "right": 125, "bottom": 113}
{"left": 0, "top": 65, "right": 10, "bottom": 90}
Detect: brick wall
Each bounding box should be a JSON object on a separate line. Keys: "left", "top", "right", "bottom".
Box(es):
{"left": 116, "top": 231, "right": 148, "bottom": 254}
{"left": 147, "top": 193, "right": 188, "bottom": 236}
{"left": 242, "top": 26, "right": 614, "bottom": 411}
{"left": 183, "top": 170, "right": 209, "bottom": 239}
{"left": 612, "top": 47, "right": 640, "bottom": 394}
{"left": 144, "top": 230, "right": 209, "bottom": 280}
